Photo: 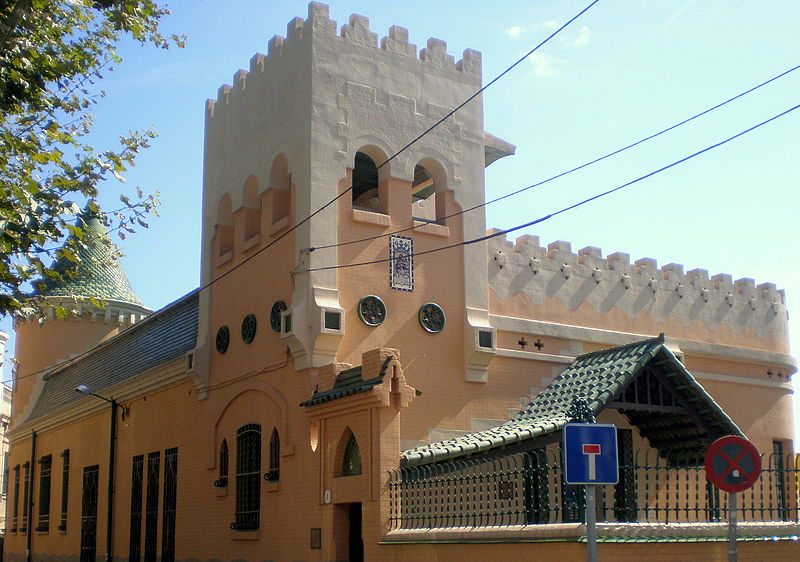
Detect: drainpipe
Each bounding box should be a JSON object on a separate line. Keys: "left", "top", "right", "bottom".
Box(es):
{"left": 26, "top": 430, "right": 36, "bottom": 562}
{"left": 106, "top": 399, "right": 118, "bottom": 562}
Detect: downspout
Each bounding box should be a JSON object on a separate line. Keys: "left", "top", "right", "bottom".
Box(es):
{"left": 106, "top": 400, "right": 118, "bottom": 562}
{"left": 26, "top": 430, "right": 36, "bottom": 562}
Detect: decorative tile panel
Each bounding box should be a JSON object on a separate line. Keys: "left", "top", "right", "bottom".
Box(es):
{"left": 389, "top": 235, "right": 413, "bottom": 291}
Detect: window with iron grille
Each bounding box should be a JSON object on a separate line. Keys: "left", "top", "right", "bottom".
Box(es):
{"left": 21, "top": 461, "right": 30, "bottom": 532}
{"left": 162, "top": 447, "right": 178, "bottom": 562}
{"left": 59, "top": 450, "right": 69, "bottom": 531}
{"left": 80, "top": 465, "right": 99, "bottom": 562}
{"left": 36, "top": 454, "right": 52, "bottom": 531}
{"left": 11, "top": 464, "right": 19, "bottom": 532}
{"left": 232, "top": 423, "right": 261, "bottom": 530}
{"left": 214, "top": 440, "right": 228, "bottom": 488}
{"left": 266, "top": 429, "right": 280, "bottom": 482}
{"left": 129, "top": 455, "right": 144, "bottom": 562}
{"left": 144, "top": 452, "right": 160, "bottom": 560}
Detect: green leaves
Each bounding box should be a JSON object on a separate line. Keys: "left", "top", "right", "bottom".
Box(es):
{"left": 0, "top": 0, "right": 178, "bottom": 316}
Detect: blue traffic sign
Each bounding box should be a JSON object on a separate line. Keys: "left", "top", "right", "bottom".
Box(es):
{"left": 563, "top": 423, "right": 619, "bottom": 485}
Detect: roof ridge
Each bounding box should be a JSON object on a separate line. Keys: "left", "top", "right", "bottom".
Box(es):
{"left": 572, "top": 332, "right": 665, "bottom": 362}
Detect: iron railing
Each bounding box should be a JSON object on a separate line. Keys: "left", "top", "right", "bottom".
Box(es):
{"left": 388, "top": 448, "right": 800, "bottom": 530}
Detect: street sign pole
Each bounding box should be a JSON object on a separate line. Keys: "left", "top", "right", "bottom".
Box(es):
{"left": 728, "top": 491, "right": 737, "bottom": 562}
{"left": 704, "top": 435, "right": 761, "bottom": 562}
{"left": 585, "top": 484, "right": 597, "bottom": 562}
{"left": 563, "top": 423, "right": 618, "bottom": 562}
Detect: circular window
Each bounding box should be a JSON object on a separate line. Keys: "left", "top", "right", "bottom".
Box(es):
{"left": 216, "top": 325, "right": 230, "bottom": 354}
{"left": 270, "top": 301, "right": 287, "bottom": 332}
{"left": 241, "top": 314, "right": 257, "bottom": 343}
{"left": 358, "top": 295, "right": 386, "bottom": 327}
{"left": 418, "top": 302, "right": 445, "bottom": 333}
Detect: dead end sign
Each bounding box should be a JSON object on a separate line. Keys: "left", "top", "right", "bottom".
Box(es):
{"left": 705, "top": 435, "right": 762, "bottom": 493}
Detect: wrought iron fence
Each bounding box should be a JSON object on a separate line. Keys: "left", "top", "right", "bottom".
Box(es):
{"left": 388, "top": 448, "right": 800, "bottom": 530}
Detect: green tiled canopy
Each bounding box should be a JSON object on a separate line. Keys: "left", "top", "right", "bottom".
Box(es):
{"left": 300, "top": 357, "right": 395, "bottom": 407}
{"left": 37, "top": 207, "right": 144, "bottom": 306}
{"left": 401, "top": 335, "right": 743, "bottom": 467}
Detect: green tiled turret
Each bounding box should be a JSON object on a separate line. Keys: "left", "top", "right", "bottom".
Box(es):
{"left": 37, "top": 207, "right": 145, "bottom": 306}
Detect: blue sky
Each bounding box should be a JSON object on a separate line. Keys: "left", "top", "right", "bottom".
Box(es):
{"left": 2, "top": 1, "right": 799, "bottom": 436}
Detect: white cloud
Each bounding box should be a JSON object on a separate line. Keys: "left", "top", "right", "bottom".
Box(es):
{"left": 529, "top": 52, "right": 560, "bottom": 77}
{"left": 536, "top": 20, "right": 559, "bottom": 31}
{"left": 504, "top": 25, "right": 526, "bottom": 39}
{"left": 567, "top": 25, "right": 592, "bottom": 48}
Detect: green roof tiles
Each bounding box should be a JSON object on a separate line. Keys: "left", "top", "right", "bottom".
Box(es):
{"left": 300, "top": 357, "right": 394, "bottom": 407}
{"left": 401, "top": 335, "right": 742, "bottom": 467}
{"left": 37, "top": 207, "right": 144, "bottom": 306}
{"left": 27, "top": 291, "right": 198, "bottom": 422}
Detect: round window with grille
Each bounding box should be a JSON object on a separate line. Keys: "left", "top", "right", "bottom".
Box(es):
{"left": 216, "top": 325, "right": 230, "bottom": 353}
{"left": 241, "top": 314, "right": 257, "bottom": 343}
{"left": 358, "top": 295, "right": 386, "bottom": 327}
{"left": 418, "top": 303, "right": 445, "bottom": 333}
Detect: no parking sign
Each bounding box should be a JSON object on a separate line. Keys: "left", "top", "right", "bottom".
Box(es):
{"left": 705, "top": 435, "right": 761, "bottom": 493}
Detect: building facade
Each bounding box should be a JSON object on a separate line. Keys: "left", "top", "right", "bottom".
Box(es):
{"left": 4, "top": 3, "right": 798, "bottom": 560}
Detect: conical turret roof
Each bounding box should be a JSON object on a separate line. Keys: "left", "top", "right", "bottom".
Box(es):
{"left": 37, "top": 207, "right": 145, "bottom": 306}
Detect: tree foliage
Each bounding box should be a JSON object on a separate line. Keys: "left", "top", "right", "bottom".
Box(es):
{"left": 0, "top": 0, "right": 183, "bottom": 315}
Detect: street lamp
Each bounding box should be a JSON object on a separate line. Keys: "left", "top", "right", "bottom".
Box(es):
{"left": 75, "top": 385, "right": 122, "bottom": 562}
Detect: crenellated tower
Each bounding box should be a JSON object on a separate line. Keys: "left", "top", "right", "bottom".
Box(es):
{"left": 195, "top": 2, "right": 513, "bottom": 390}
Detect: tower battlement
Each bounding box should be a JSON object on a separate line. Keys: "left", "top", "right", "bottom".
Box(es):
{"left": 488, "top": 233, "right": 788, "bottom": 345}
{"left": 206, "top": 2, "right": 481, "bottom": 120}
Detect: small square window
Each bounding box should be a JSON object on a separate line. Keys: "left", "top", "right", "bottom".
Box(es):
{"left": 324, "top": 311, "right": 341, "bottom": 331}
{"left": 283, "top": 313, "right": 292, "bottom": 334}
{"left": 478, "top": 330, "right": 493, "bottom": 348}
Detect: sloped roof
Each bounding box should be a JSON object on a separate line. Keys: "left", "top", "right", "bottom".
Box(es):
{"left": 26, "top": 291, "right": 198, "bottom": 422}
{"left": 37, "top": 207, "right": 144, "bottom": 306}
{"left": 401, "top": 335, "right": 742, "bottom": 467}
{"left": 300, "top": 357, "right": 394, "bottom": 407}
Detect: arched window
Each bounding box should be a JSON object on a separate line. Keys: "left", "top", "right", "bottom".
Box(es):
{"left": 342, "top": 433, "right": 362, "bottom": 476}
{"left": 242, "top": 176, "right": 261, "bottom": 240}
{"left": 232, "top": 424, "right": 260, "bottom": 530}
{"left": 214, "top": 440, "right": 228, "bottom": 488}
{"left": 268, "top": 155, "right": 291, "bottom": 223}
{"left": 266, "top": 428, "right": 280, "bottom": 482}
{"left": 216, "top": 194, "right": 234, "bottom": 256}
{"left": 411, "top": 161, "right": 445, "bottom": 223}
{"left": 352, "top": 151, "right": 380, "bottom": 211}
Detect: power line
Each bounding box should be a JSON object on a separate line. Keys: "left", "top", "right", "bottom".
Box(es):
{"left": 380, "top": 0, "right": 602, "bottom": 170}
{"left": 309, "top": 63, "right": 800, "bottom": 253}
{"left": 2, "top": 2, "right": 601, "bottom": 385}
{"left": 304, "top": 102, "right": 800, "bottom": 273}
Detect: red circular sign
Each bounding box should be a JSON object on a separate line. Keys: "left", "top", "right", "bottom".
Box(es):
{"left": 705, "top": 435, "right": 761, "bottom": 493}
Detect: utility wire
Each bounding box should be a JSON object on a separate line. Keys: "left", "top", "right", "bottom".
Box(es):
{"left": 2, "top": 2, "right": 601, "bottom": 386}
{"left": 380, "top": 0, "right": 602, "bottom": 170}
{"left": 304, "top": 102, "right": 800, "bottom": 273}
{"left": 309, "top": 63, "right": 800, "bottom": 252}
{"left": 192, "top": 0, "right": 601, "bottom": 294}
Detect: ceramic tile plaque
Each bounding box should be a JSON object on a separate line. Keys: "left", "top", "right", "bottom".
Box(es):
{"left": 389, "top": 235, "right": 413, "bottom": 291}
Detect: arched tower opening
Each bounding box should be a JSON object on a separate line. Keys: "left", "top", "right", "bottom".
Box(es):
{"left": 216, "top": 194, "right": 234, "bottom": 256}
{"left": 242, "top": 175, "right": 261, "bottom": 241}
{"left": 268, "top": 154, "right": 291, "bottom": 224}
{"left": 411, "top": 158, "right": 447, "bottom": 224}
